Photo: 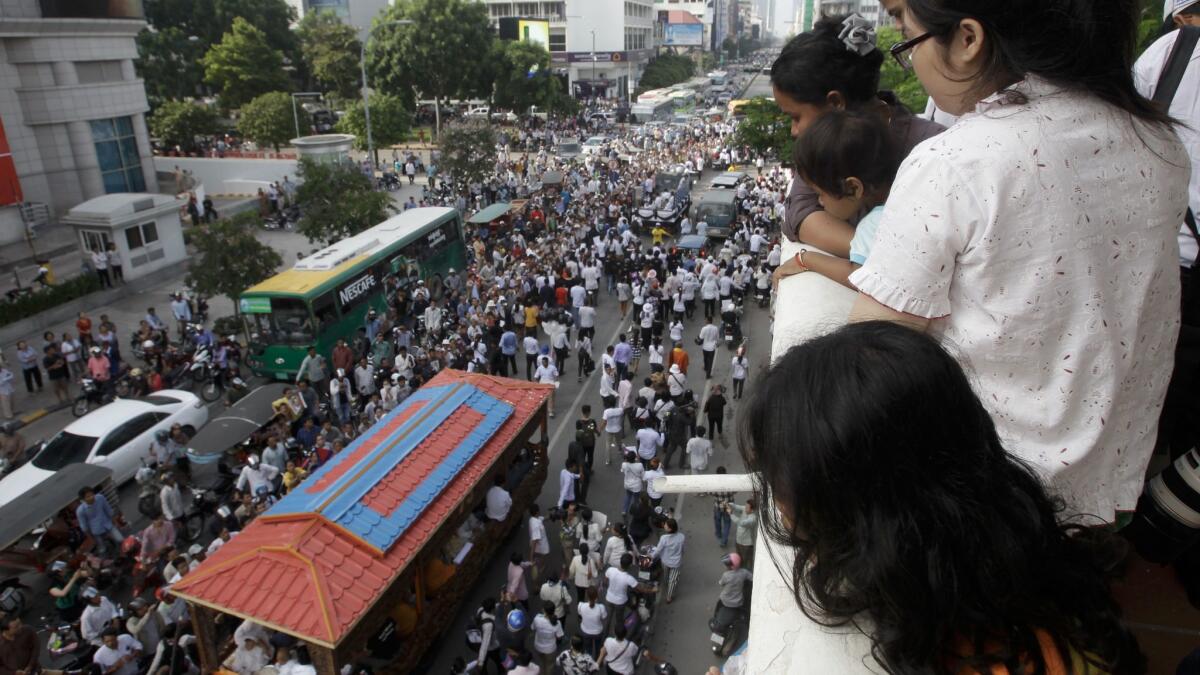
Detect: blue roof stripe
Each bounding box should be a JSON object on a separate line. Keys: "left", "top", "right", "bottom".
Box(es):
{"left": 345, "top": 389, "right": 514, "bottom": 551}
{"left": 269, "top": 384, "right": 468, "bottom": 518}
{"left": 264, "top": 382, "right": 515, "bottom": 554}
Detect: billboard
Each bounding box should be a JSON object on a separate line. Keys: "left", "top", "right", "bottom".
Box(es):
{"left": 664, "top": 23, "right": 704, "bottom": 46}
{"left": 498, "top": 17, "right": 550, "bottom": 50}
{"left": 0, "top": 115, "right": 22, "bottom": 207}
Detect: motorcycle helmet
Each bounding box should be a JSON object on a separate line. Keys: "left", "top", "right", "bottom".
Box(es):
{"left": 90, "top": 346, "right": 102, "bottom": 354}
{"left": 142, "top": 340, "right": 156, "bottom": 350}
{"left": 506, "top": 608, "right": 527, "bottom": 632}
{"left": 722, "top": 552, "right": 741, "bottom": 570}
{"left": 654, "top": 664, "right": 678, "bottom": 675}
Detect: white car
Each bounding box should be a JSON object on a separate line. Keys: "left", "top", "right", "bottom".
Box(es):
{"left": 0, "top": 391, "right": 209, "bottom": 508}
{"left": 582, "top": 136, "right": 607, "bottom": 154}
{"left": 464, "top": 107, "right": 518, "bottom": 123}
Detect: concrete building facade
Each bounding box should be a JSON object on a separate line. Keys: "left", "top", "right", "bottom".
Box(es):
{"left": 0, "top": 0, "right": 159, "bottom": 245}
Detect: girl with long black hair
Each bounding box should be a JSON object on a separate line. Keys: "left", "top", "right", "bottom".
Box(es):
{"left": 740, "top": 321, "right": 1143, "bottom": 674}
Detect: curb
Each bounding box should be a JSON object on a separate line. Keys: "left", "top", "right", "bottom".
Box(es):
{"left": 12, "top": 400, "right": 72, "bottom": 430}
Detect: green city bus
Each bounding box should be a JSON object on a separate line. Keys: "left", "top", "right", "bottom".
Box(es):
{"left": 240, "top": 207, "right": 467, "bottom": 380}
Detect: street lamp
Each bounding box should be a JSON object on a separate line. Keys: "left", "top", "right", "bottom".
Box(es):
{"left": 361, "top": 19, "right": 414, "bottom": 175}
{"left": 590, "top": 29, "right": 596, "bottom": 98}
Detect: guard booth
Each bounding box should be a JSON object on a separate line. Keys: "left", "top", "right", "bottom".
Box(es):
{"left": 170, "top": 370, "right": 552, "bottom": 674}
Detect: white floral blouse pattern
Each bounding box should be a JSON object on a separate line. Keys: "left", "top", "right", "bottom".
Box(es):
{"left": 849, "top": 77, "right": 1190, "bottom": 521}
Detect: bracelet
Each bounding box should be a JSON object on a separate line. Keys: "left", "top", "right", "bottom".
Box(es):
{"left": 794, "top": 249, "right": 809, "bottom": 271}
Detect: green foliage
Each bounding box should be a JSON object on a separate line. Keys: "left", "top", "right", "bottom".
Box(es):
{"left": 186, "top": 212, "right": 284, "bottom": 310}
{"left": 735, "top": 98, "right": 792, "bottom": 161}
{"left": 139, "top": 0, "right": 298, "bottom": 105}
{"left": 294, "top": 157, "right": 395, "bottom": 244}
{"left": 238, "top": 91, "right": 308, "bottom": 152}
{"left": 149, "top": 100, "right": 218, "bottom": 152}
{"left": 876, "top": 26, "right": 929, "bottom": 114}
{"left": 212, "top": 315, "right": 243, "bottom": 336}
{"left": 637, "top": 53, "right": 696, "bottom": 93}
{"left": 297, "top": 10, "right": 362, "bottom": 103}
{"left": 202, "top": 17, "right": 289, "bottom": 109}
{"left": 0, "top": 275, "right": 101, "bottom": 328}
{"left": 492, "top": 40, "right": 558, "bottom": 114}
{"left": 367, "top": 0, "right": 499, "bottom": 134}
{"left": 137, "top": 28, "right": 207, "bottom": 106}
{"left": 335, "top": 94, "right": 413, "bottom": 151}
{"left": 437, "top": 124, "right": 497, "bottom": 192}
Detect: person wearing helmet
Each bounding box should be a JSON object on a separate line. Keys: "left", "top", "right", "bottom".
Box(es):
{"left": 150, "top": 429, "right": 175, "bottom": 469}
{"left": 717, "top": 552, "right": 752, "bottom": 612}
{"left": 86, "top": 346, "right": 111, "bottom": 385}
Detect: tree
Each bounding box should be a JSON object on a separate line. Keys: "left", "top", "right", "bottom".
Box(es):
{"left": 335, "top": 94, "right": 412, "bottom": 157}
{"left": 368, "top": 0, "right": 495, "bottom": 137}
{"left": 437, "top": 123, "right": 496, "bottom": 192}
{"left": 202, "top": 17, "right": 289, "bottom": 109}
{"left": 492, "top": 40, "right": 558, "bottom": 114}
{"left": 297, "top": 10, "right": 362, "bottom": 103}
{"left": 139, "top": 0, "right": 298, "bottom": 105}
{"left": 294, "top": 158, "right": 394, "bottom": 244}
{"left": 239, "top": 92, "right": 308, "bottom": 152}
{"left": 735, "top": 98, "right": 792, "bottom": 161}
{"left": 149, "top": 100, "right": 218, "bottom": 153}
{"left": 876, "top": 26, "right": 929, "bottom": 114}
{"left": 185, "top": 211, "right": 284, "bottom": 314}
{"left": 637, "top": 53, "right": 695, "bottom": 93}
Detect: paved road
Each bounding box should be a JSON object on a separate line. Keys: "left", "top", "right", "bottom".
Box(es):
{"left": 420, "top": 242, "right": 772, "bottom": 672}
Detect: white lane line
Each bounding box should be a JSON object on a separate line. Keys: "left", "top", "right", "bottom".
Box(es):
{"left": 546, "top": 306, "right": 629, "bottom": 455}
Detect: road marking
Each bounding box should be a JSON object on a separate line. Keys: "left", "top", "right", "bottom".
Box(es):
{"left": 546, "top": 306, "right": 629, "bottom": 456}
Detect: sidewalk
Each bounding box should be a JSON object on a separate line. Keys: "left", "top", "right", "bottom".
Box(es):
{"left": 0, "top": 183, "right": 426, "bottom": 430}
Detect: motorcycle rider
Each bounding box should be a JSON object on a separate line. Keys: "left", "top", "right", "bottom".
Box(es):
{"left": 86, "top": 346, "right": 112, "bottom": 391}
{"left": 713, "top": 552, "right": 752, "bottom": 627}
{"left": 236, "top": 454, "right": 280, "bottom": 499}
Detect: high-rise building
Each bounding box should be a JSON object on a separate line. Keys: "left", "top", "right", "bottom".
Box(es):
{"left": 0, "top": 0, "right": 159, "bottom": 238}
{"left": 283, "top": 0, "right": 394, "bottom": 41}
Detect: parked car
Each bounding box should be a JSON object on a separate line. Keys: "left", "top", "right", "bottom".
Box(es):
{"left": 0, "top": 391, "right": 209, "bottom": 508}
{"left": 582, "top": 136, "right": 607, "bottom": 154}
{"left": 557, "top": 142, "right": 583, "bottom": 160}
{"left": 465, "top": 107, "right": 518, "bottom": 123}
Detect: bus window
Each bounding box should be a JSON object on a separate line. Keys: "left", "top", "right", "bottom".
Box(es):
{"left": 247, "top": 298, "right": 314, "bottom": 345}
{"left": 312, "top": 292, "right": 338, "bottom": 330}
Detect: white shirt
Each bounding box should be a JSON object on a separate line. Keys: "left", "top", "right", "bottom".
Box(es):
{"left": 635, "top": 428, "right": 663, "bottom": 460}
{"left": 850, "top": 78, "right": 1189, "bottom": 521}
{"left": 81, "top": 597, "right": 117, "bottom": 645}
{"left": 730, "top": 356, "right": 748, "bottom": 380}
{"left": 570, "top": 284, "right": 587, "bottom": 307}
{"left": 602, "top": 407, "right": 624, "bottom": 433}
{"left": 485, "top": 485, "right": 512, "bottom": 521}
{"left": 644, "top": 467, "right": 665, "bottom": 499}
{"left": 523, "top": 335, "right": 540, "bottom": 355}
{"left": 687, "top": 437, "right": 713, "bottom": 471}
{"left": 577, "top": 601, "right": 608, "bottom": 636}
{"left": 93, "top": 634, "right": 142, "bottom": 675}
{"left": 603, "top": 567, "right": 638, "bottom": 605}
{"left": 579, "top": 305, "right": 596, "bottom": 328}
{"left": 620, "top": 460, "right": 645, "bottom": 491}
{"left": 529, "top": 515, "right": 551, "bottom": 555}
{"left": 1134, "top": 29, "right": 1200, "bottom": 266}
{"left": 531, "top": 614, "right": 564, "bottom": 655}
{"left": 698, "top": 324, "right": 719, "bottom": 351}
{"left": 534, "top": 362, "right": 558, "bottom": 384}
{"left": 601, "top": 637, "right": 638, "bottom": 674}
{"left": 557, "top": 467, "right": 577, "bottom": 508}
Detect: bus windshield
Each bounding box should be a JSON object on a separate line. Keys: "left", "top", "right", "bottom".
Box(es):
{"left": 695, "top": 202, "right": 734, "bottom": 225}
{"left": 247, "top": 297, "right": 315, "bottom": 346}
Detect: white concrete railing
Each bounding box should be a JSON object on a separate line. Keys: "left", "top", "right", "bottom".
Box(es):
{"left": 653, "top": 239, "right": 880, "bottom": 674}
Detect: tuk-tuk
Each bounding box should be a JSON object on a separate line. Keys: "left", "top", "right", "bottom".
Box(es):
{"left": 186, "top": 383, "right": 291, "bottom": 467}
{"left": 0, "top": 463, "right": 120, "bottom": 571}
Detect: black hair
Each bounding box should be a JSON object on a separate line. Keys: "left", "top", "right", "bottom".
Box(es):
{"left": 906, "top": 0, "right": 1175, "bottom": 128}
{"left": 542, "top": 601, "right": 558, "bottom": 626}
{"left": 529, "top": 503, "right": 540, "bottom": 516}
{"left": 770, "top": 15, "right": 885, "bottom": 106}
{"left": 619, "top": 552, "right": 633, "bottom": 569}
{"left": 738, "top": 321, "right": 1142, "bottom": 675}
{"left": 793, "top": 109, "right": 900, "bottom": 200}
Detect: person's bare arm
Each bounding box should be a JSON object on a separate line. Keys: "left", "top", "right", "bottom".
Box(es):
{"left": 848, "top": 293, "right": 931, "bottom": 331}
{"left": 797, "top": 211, "right": 855, "bottom": 259}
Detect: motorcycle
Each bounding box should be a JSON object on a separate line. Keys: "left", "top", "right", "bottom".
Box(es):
{"left": 39, "top": 618, "right": 94, "bottom": 672}
{"left": 72, "top": 377, "right": 114, "bottom": 417}
{"left": 200, "top": 370, "right": 245, "bottom": 404}
{"left": 755, "top": 285, "right": 770, "bottom": 308}
{"left": 709, "top": 600, "right": 749, "bottom": 657}
{"left": 135, "top": 463, "right": 162, "bottom": 519}
{"left": 188, "top": 344, "right": 214, "bottom": 389}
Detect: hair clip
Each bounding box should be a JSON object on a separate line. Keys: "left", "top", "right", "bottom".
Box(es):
{"left": 839, "top": 13, "right": 877, "bottom": 56}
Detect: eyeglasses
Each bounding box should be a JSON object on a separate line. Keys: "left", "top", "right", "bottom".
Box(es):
{"left": 890, "top": 31, "right": 934, "bottom": 71}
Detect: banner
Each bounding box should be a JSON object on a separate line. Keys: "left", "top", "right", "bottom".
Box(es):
{"left": 664, "top": 23, "right": 704, "bottom": 46}
{"left": 0, "top": 114, "right": 22, "bottom": 207}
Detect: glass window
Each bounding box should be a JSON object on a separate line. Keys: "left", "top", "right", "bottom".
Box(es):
{"left": 125, "top": 225, "right": 143, "bottom": 250}
{"left": 31, "top": 431, "right": 98, "bottom": 471}
{"left": 312, "top": 292, "right": 338, "bottom": 330}
{"left": 141, "top": 222, "right": 158, "bottom": 244}
{"left": 91, "top": 115, "right": 144, "bottom": 193}
{"left": 249, "top": 297, "right": 315, "bottom": 346}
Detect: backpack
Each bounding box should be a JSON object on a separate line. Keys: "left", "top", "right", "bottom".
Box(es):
{"left": 576, "top": 419, "right": 597, "bottom": 445}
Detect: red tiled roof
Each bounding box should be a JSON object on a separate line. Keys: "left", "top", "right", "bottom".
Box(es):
{"left": 170, "top": 371, "right": 551, "bottom": 647}
{"left": 666, "top": 10, "right": 703, "bottom": 24}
